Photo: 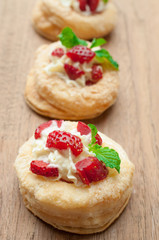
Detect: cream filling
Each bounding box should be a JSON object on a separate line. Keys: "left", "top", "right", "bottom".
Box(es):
{"left": 32, "top": 121, "right": 96, "bottom": 186}
{"left": 44, "top": 42, "right": 103, "bottom": 87}
{"left": 59, "top": 0, "right": 107, "bottom": 15}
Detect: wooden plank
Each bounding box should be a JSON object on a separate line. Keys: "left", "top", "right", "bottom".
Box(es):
{"left": 0, "top": 0, "right": 158, "bottom": 239}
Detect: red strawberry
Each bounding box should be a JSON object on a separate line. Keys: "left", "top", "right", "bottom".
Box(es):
{"left": 78, "top": 0, "right": 87, "bottom": 11}
{"left": 51, "top": 48, "right": 64, "bottom": 57}
{"left": 92, "top": 64, "right": 103, "bottom": 82}
{"left": 64, "top": 63, "right": 85, "bottom": 80}
{"left": 35, "top": 120, "right": 53, "bottom": 139}
{"left": 86, "top": 80, "right": 94, "bottom": 86}
{"left": 30, "top": 160, "right": 59, "bottom": 177}
{"left": 34, "top": 120, "right": 63, "bottom": 139}
{"left": 87, "top": 0, "right": 99, "bottom": 12}
{"left": 75, "top": 157, "right": 108, "bottom": 185}
{"left": 95, "top": 133, "right": 102, "bottom": 145}
{"left": 66, "top": 45, "right": 95, "bottom": 64}
{"left": 56, "top": 120, "right": 63, "bottom": 128}
{"left": 77, "top": 121, "right": 102, "bottom": 145}
{"left": 46, "top": 130, "right": 83, "bottom": 156}
{"left": 77, "top": 121, "right": 91, "bottom": 135}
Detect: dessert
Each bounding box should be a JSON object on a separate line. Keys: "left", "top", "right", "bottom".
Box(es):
{"left": 15, "top": 120, "right": 135, "bottom": 234}
{"left": 32, "top": 0, "right": 117, "bottom": 41}
{"left": 25, "top": 27, "right": 119, "bottom": 120}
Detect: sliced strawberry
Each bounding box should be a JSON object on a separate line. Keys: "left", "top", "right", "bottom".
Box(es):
{"left": 92, "top": 64, "right": 103, "bottom": 82}
{"left": 75, "top": 157, "right": 108, "bottom": 185}
{"left": 51, "top": 48, "right": 64, "bottom": 57}
{"left": 34, "top": 120, "right": 53, "bottom": 139}
{"left": 95, "top": 133, "right": 102, "bottom": 145}
{"left": 46, "top": 130, "right": 83, "bottom": 156}
{"left": 66, "top": 45, "right": 95, "bottom": 64}
{"left": 56, "top": 120, "right": 63, "bottom": 128}
{"left": 30, "top": 160, "right": 59, "bottom": 177}
{"left": 34, "top": 120, "right": 63, "bottom": 139}
{"left": 87, "top": 0, "right": 99, "bottom": 12}
{"left": 77, "top": 121, "right": 91, "bottom": 135}
{"left": 86, "top": 80, "right": 94, "bottom": 86}
{"left": 77, "top": 121, "right": 102, "bottom": 145}
{"left": 78, "top": 0, "right": 87, "bottom": 11}
{"left": 64, "top": 63, "right": 85, "bottom": 80}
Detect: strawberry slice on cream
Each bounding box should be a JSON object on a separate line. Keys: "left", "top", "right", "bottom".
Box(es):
{"left": 75, "top": 156, "right": 108, "bottom": 185}
{"left": 44, "top": 27, "right": 118, "bottom": 88}
{"left": 60, "top": 0, "right": 108, "bottom": 15}
{"left": 30, "top": 120, "right": 120, "bottom": 186}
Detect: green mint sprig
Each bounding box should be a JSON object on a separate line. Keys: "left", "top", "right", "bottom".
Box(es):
{"left": 103, "top": 0, "right": 108, "bottom": 3}
{"left": 88, "top": 124, "right": 121, "bottom": 173}
{"left": 88, "top": 124, "right": 98, "bottom": 145}
{"left": 90, "top": 38, "right": 107, "bottom": 49}
{"left": 58, "top": 27, "right": 119, "bottom": 70}
{"left": 95, "top": 49, "right": 119, "bottom": 70}
{"left": 58, "top": 27, "right": 88, "bottom": 48}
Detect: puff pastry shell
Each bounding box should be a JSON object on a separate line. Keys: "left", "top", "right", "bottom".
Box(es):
{"left": 15, "top": 121, "right": 134, "bottom": 234}
{"left": 25, "top": 43, "right": 119, "bottom": 120}
{"left": 32, "top": 0, "right": 117, "bottom": 40}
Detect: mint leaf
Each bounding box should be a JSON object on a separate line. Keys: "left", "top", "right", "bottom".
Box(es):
{"left": 90, "top": 38, "right": 106, "bottom": 49}
{"left": 88, "top": 123, "right": 121, "bottom": 172}
{"left": 88, "top": 124, "right": 97, "bottom": 145}
{"left": 95, "top": 49, "right": 119, "bottom": 70}
{"left": 103, "top": 0, "right": 108, "bottom": 3}
{"left": 89, "top": 144, "right": 121, "bottom": 173}
{"left": 58, "top": 27, "right": 88, "bottom": 48}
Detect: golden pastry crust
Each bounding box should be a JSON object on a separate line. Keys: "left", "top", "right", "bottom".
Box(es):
{"left": 25, "top": 43, "right": 119, "bottom": 120}
{"left": 32, "top": 0, "right": 117, "bottom": 41}
{"left": 15, "top": 121, "right": 135, "bottom": 234}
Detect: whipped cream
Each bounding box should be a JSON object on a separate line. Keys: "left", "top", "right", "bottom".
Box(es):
{"left": 59, "top": 0, "right": 107, "bottom": 15}
{"left": 44, "top": 42, "right": 103, "bottom": 87}
{"left": 32, "top": 121, "right": 95, "bottom": 186}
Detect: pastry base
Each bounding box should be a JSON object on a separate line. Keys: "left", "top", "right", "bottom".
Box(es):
{"left": 15, "top": 126, "right": 135, "bottom": 234}
{"left": 25, "top": 43, "right": 119, "bottom": 120}
{"left": 21, "top": 184, "right": 132, "bottom": 234}
{"left": 32, "top": 0, "right": 117, "bottom": 41}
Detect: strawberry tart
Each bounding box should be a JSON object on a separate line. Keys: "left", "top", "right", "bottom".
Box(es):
{"left": 32, "top": 0, "right": 117, "bottom": 41}
{"left": 25, "top": 28, "right": 119, "bottom": 120}
{"left": 14, "top": 120, "right": 134, "bottom": 234}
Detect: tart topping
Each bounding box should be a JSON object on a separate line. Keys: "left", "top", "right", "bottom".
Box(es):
{"left": 95, "top": 133, "right": 102, "bottom": 145}
{"left": 51, "top": 48, "right": 65, "bottom": 58}
{"left": 77, "top": 121, "right": 91, "bottom": 135}
{"left": 75, "top": 156, "right": 108, "bottom": 185}
{"left": 45, "top": 28, "right": 118, "bottom": 87}
{"left": 92, "top": 64, "right": 103, "bottom": 82}
{"left": 56, "top": 120, "right": 64, "bottom": 128}
{"left": 30, "top": 160, "right": 59, "bottom": 177}
{"left": 35, "top": 120, "right": 53, "bottom": 139}
{"left": 59, "top": 27, "right": 88, "bottom": 49}
{"left": 64, "top": 63, "right": 85, "bottom": 80}
{"left": 31, "top": 121, "right": 121, "bottom": 186}
{"left": 46, "top": 130, "right": 83, "bottom": 156}
{"left": 86, "top": 80, "right": 94, "bottom": 86}
{"left": 34, "top": 120, "right": 63, "bottom": 139}
{"left": 78, "top": 0, "right": 87, "bottom": 11}
{"left": 87, "top": 0, "right": 100, "bottom": 12}
{"left": 60, "top": 0, "right": 109, "bottom": 14}
{"left": 58, "top": 27, "right": 118, "bottom": 70}
{"left": 77, "top": 121, "right": 102, "bottom": 145}
{"left": 88, "top": 124, "right": 120, "bottom": 172}
{"left": 66, "top": 45, "right": 96, "bottom": 64}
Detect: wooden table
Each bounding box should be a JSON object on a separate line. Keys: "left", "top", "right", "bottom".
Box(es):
{"left": 0, "top": 0, "right": 159, "bottom": 239}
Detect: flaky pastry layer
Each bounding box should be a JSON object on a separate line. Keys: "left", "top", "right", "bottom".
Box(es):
{"left": 32, "top": 0, "right": 117, "bottom": 41}
{"left": 25, "top": 43, "right": 119, "bottom": 120}
{"left": 15, "top": 121, "right": 134, "bottom": 234}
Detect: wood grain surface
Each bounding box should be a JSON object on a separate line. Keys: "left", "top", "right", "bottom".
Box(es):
{"left": 0, "top": 0, "right": 159, "bottom": 239}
